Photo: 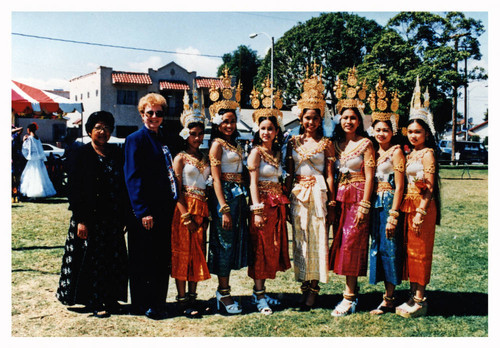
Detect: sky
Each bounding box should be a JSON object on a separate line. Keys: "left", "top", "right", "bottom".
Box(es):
{"left": 9, "top": 4, "right": 490, "bottom": 123}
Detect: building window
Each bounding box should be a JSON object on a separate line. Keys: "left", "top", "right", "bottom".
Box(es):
{"left": 117, "top": 90, "right": 138, "bottom": 105}
{"left": 75, "top": 95, "right": 77, "bottom": 101}
{"left": 96, "top": 90, "right": 99, "bottom": 97}
{"left": 80, "top": 94, "right": 83, "bottom": 100}
{"left": 87, "top": 92, "right": 90, "bottom": 98}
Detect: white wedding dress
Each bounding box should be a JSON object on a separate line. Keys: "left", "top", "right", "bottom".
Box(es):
{"left": 20, "top": 136, "right": 56, "bottom": 198}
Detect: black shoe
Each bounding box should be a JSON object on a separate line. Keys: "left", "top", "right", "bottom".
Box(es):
{"left": 145, "top": 307, "right": 168, "bottom": 320}
{"left": 105, "top": 301, "right": 126, "bottom": 315}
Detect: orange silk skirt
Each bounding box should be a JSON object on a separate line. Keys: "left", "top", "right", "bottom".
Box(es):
{"left": 171, "top": 196, "right": 211, "bottom": 282}
{"left": 400, "top": 194, "right": 437, "bottom": 286}
{"left": 248, "top": 191, "right": 291, "bottom": 280}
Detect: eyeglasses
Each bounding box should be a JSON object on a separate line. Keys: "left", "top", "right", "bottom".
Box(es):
{"left": 144, "top": 110, "right": 165, "bottom": 118}
{"left": 93, "top": 125, "right": 112, "bottom": 132}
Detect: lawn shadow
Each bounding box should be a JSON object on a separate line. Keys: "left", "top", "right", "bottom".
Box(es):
{"left": 233, "top": 290, "right": 488, "bottom": 317}
{"left": 12, "top": 245, "right": 64, "bottom": 251}
{"left": 441, "top": 177, "right": 485, "bottom": 181}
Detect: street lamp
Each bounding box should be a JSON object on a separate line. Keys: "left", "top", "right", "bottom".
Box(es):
{"left": 250, "top": 32, "right": 274, "bottom": 107}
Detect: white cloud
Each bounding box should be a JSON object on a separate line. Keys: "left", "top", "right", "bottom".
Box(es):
{"left": 127, "top": 56, "right": 164, "bottom": 72}
{"left": 174, "top": 47, "right": 222, "bottom": 77}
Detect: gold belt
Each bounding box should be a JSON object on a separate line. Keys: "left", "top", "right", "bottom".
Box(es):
{"left": 182, "top": 185, "right": 206, "bottom": 201}
{"left": 221, "top": 172, "right": 243, "bottom": 184}
{"left": 295, "top": 175, "right": 316, "bottom": 189}
{"left": 376, "top": 182, "right": 393, "bottom": 193}
{"left": 338, "top": 171, "right": 365, "bottom": 186}
{"left": 258, "top": 180, "right": 283, "bottom": 195}
{"left": 406, "top": 184, "right": 421, "bottom": 195}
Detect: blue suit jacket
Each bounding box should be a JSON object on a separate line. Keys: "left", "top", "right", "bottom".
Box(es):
{"left": 124, "top": 126, "right": 175, "bottom": 220}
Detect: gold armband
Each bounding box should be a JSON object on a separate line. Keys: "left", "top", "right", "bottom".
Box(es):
{"left": 424, "top": 164, "right": 436, "bottom": 174}
{"left": 364, "top": 154, "right": 376, "bottom": 168}
{"left": 393, "top": 158, "right": 405, "bottom": 173}
{"left": 209, "top": 154, "right": 222, "bottom": 167}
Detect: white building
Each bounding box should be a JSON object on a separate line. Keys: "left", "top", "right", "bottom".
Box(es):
{"left": 69, "top": 61, "right": 224, "bottom": 138}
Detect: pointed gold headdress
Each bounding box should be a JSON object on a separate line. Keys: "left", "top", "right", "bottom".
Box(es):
{"left": 368, "top": 77, "right": 400, "bottom": 134}
{"left": 409, "top": 76, "right": 435, "bottom": 135}
{"left": 295, "top": 62, "right": 326, "bottom": 118}
{"left": 334, "top": 66, "right": 368, "bottom": 114}
{"left": 208, "top": 66, "right": 242, "bottom": 124}
{"left": 250, "top": 76, "right": 284, "bottom": 131}
{"left": 179, "top": 84, "right": 206, "bottom": 139}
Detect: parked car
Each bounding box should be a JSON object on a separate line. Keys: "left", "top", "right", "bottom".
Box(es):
{"left": 438, "top": 140, "right": 488, "bottom": 164}
{"left": 42, "top": 143, "right": 65, "bottom": 159}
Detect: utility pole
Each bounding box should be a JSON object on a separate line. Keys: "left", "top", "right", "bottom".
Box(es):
{"left": 450, "top": 32, "right": 467, "bottom": 164}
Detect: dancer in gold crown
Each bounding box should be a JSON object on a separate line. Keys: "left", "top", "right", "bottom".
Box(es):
{"left": 285, "top": 63, "right": 336, "bottom": 311}
{"left": 171, "top": 86, "right": 211, "bottom": 318}
{"left": 366, "top": 78, "right": 405, "bottom": 315}
{"left": 247, "top": 78, "right": 291, "bottom": 315}
{"left": 207, "top": 67, "right": 248, "bottom": 315}
{"left": 396, "top": 77, "right": 441, "bottom": 318}
{"left": 329, "top": 67, "right": 376, "bottom": 317}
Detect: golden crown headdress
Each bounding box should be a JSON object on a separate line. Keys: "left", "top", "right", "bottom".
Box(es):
{"left": 409, "top": 76, "right": 435, "bottom": 135}
{"left": 208, "top": 66, "right": 241, "bottom": 123}
{"left": 250, "top": 76, "right": 284, "bottom": 131}
{"left": 334, "top": 66, "right": 368, "bottom": 114}
{"left": 368, "top": 77, "right": 400, "bottom": 134}
{"left": 296, "top": 62, "right": 326, "bottom": 118}
{"left": 179, "top": 84, "right": 206, "bottom": 139}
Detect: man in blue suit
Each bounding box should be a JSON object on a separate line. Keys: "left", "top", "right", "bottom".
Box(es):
{"left": 124, "top": 93, "right": 178, "bottom": 320}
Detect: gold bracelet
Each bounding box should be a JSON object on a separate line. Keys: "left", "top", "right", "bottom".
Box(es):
{"left": 328, "top": 200, "right": 337, "bottom": 207}
{"left": 247, "top": 165, "right": 257, "bottom": 172}
{"left": 250, "top": 202, "right": 265, "bottom": 211}
{"left": 219, "top": 204, "right": 231, "bottom": 214}
{"left": 183, "top": 219, "right": 193, "bottom": 226}
{"left": 387, "top": 216, "right": 398, "bottom": 226}
{"left": 358, "top": 206, "right": 370, "bottom": 215}
{"left": 389, "top": 209, "right": 399, "bottom": 217}
{"left": 359, "top": 200, "right": 371, "bottom": 208}
{"left": 416, "top": 207, "right": 427, "bottom": 216}
{"left": 180, "top": 212, "right": 191, "bottom": 220}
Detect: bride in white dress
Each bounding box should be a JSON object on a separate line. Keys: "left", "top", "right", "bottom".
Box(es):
{"left": 20, "top": 123, "right": 56, "bottom": 198}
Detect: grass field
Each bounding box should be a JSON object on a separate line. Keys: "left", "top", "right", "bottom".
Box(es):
{"left": 11, "top": 168, "right": 488, "bottom": 337}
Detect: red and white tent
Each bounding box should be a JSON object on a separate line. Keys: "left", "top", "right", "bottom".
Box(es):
{"left": 12, "top": 80, "right": 83, "bottom": 115}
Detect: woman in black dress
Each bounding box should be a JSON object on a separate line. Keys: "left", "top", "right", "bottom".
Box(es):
{"left": 56, "top": 111, "right": 129, "bottom": 318}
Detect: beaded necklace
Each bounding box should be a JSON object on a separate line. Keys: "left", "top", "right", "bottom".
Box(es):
{"left": 181, "top": 151, "right": 209, "bottom": 173}
{"left": 257, "top": 146, "right": 280, "bottom": 169}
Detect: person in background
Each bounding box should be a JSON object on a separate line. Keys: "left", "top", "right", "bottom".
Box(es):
{"left": 246, "top": 81, "right": 291, "bottom": 315}
{"left": 20, "top": 122, "right": 57, "bottom": 199}
{"left": 124, "top": 93, "right": 177, "bottom": 320}
{"left": 56, "top": 111, "right": 129, "bottom": 318}
{"left": 171, "top": 89, "right": 211, "bottom": 319}
{"left": 396, "top": 78, "right": 441, "bottom": 318}
{"left": 12, "top": 125, "right": 25, "bottom": 203}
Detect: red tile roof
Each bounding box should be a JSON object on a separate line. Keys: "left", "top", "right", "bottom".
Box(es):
{"left": 196, "top": 77, "right": 225, "bottom": 89}
{"left": 112, "top": 72, "right": 152, "bottom": 85}
{"left": 159, "top": 80, "right": 190, "bottom": 90}
{"left": 469, "top": 120, "right": 488, "bottom": 132}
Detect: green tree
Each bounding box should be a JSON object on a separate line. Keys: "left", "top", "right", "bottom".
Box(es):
{"left": 256, "top": 12, "right": 383, "bottom": 108}
{"left": 387, "top": 12, "right": 485, "bottom": 150}
{"left": 217, "top": 45, "right": 262, "bottom": 107}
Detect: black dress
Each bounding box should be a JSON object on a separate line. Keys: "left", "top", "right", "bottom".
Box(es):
{"left": 56, "top": 143, "right": 129, "bottom": 310}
